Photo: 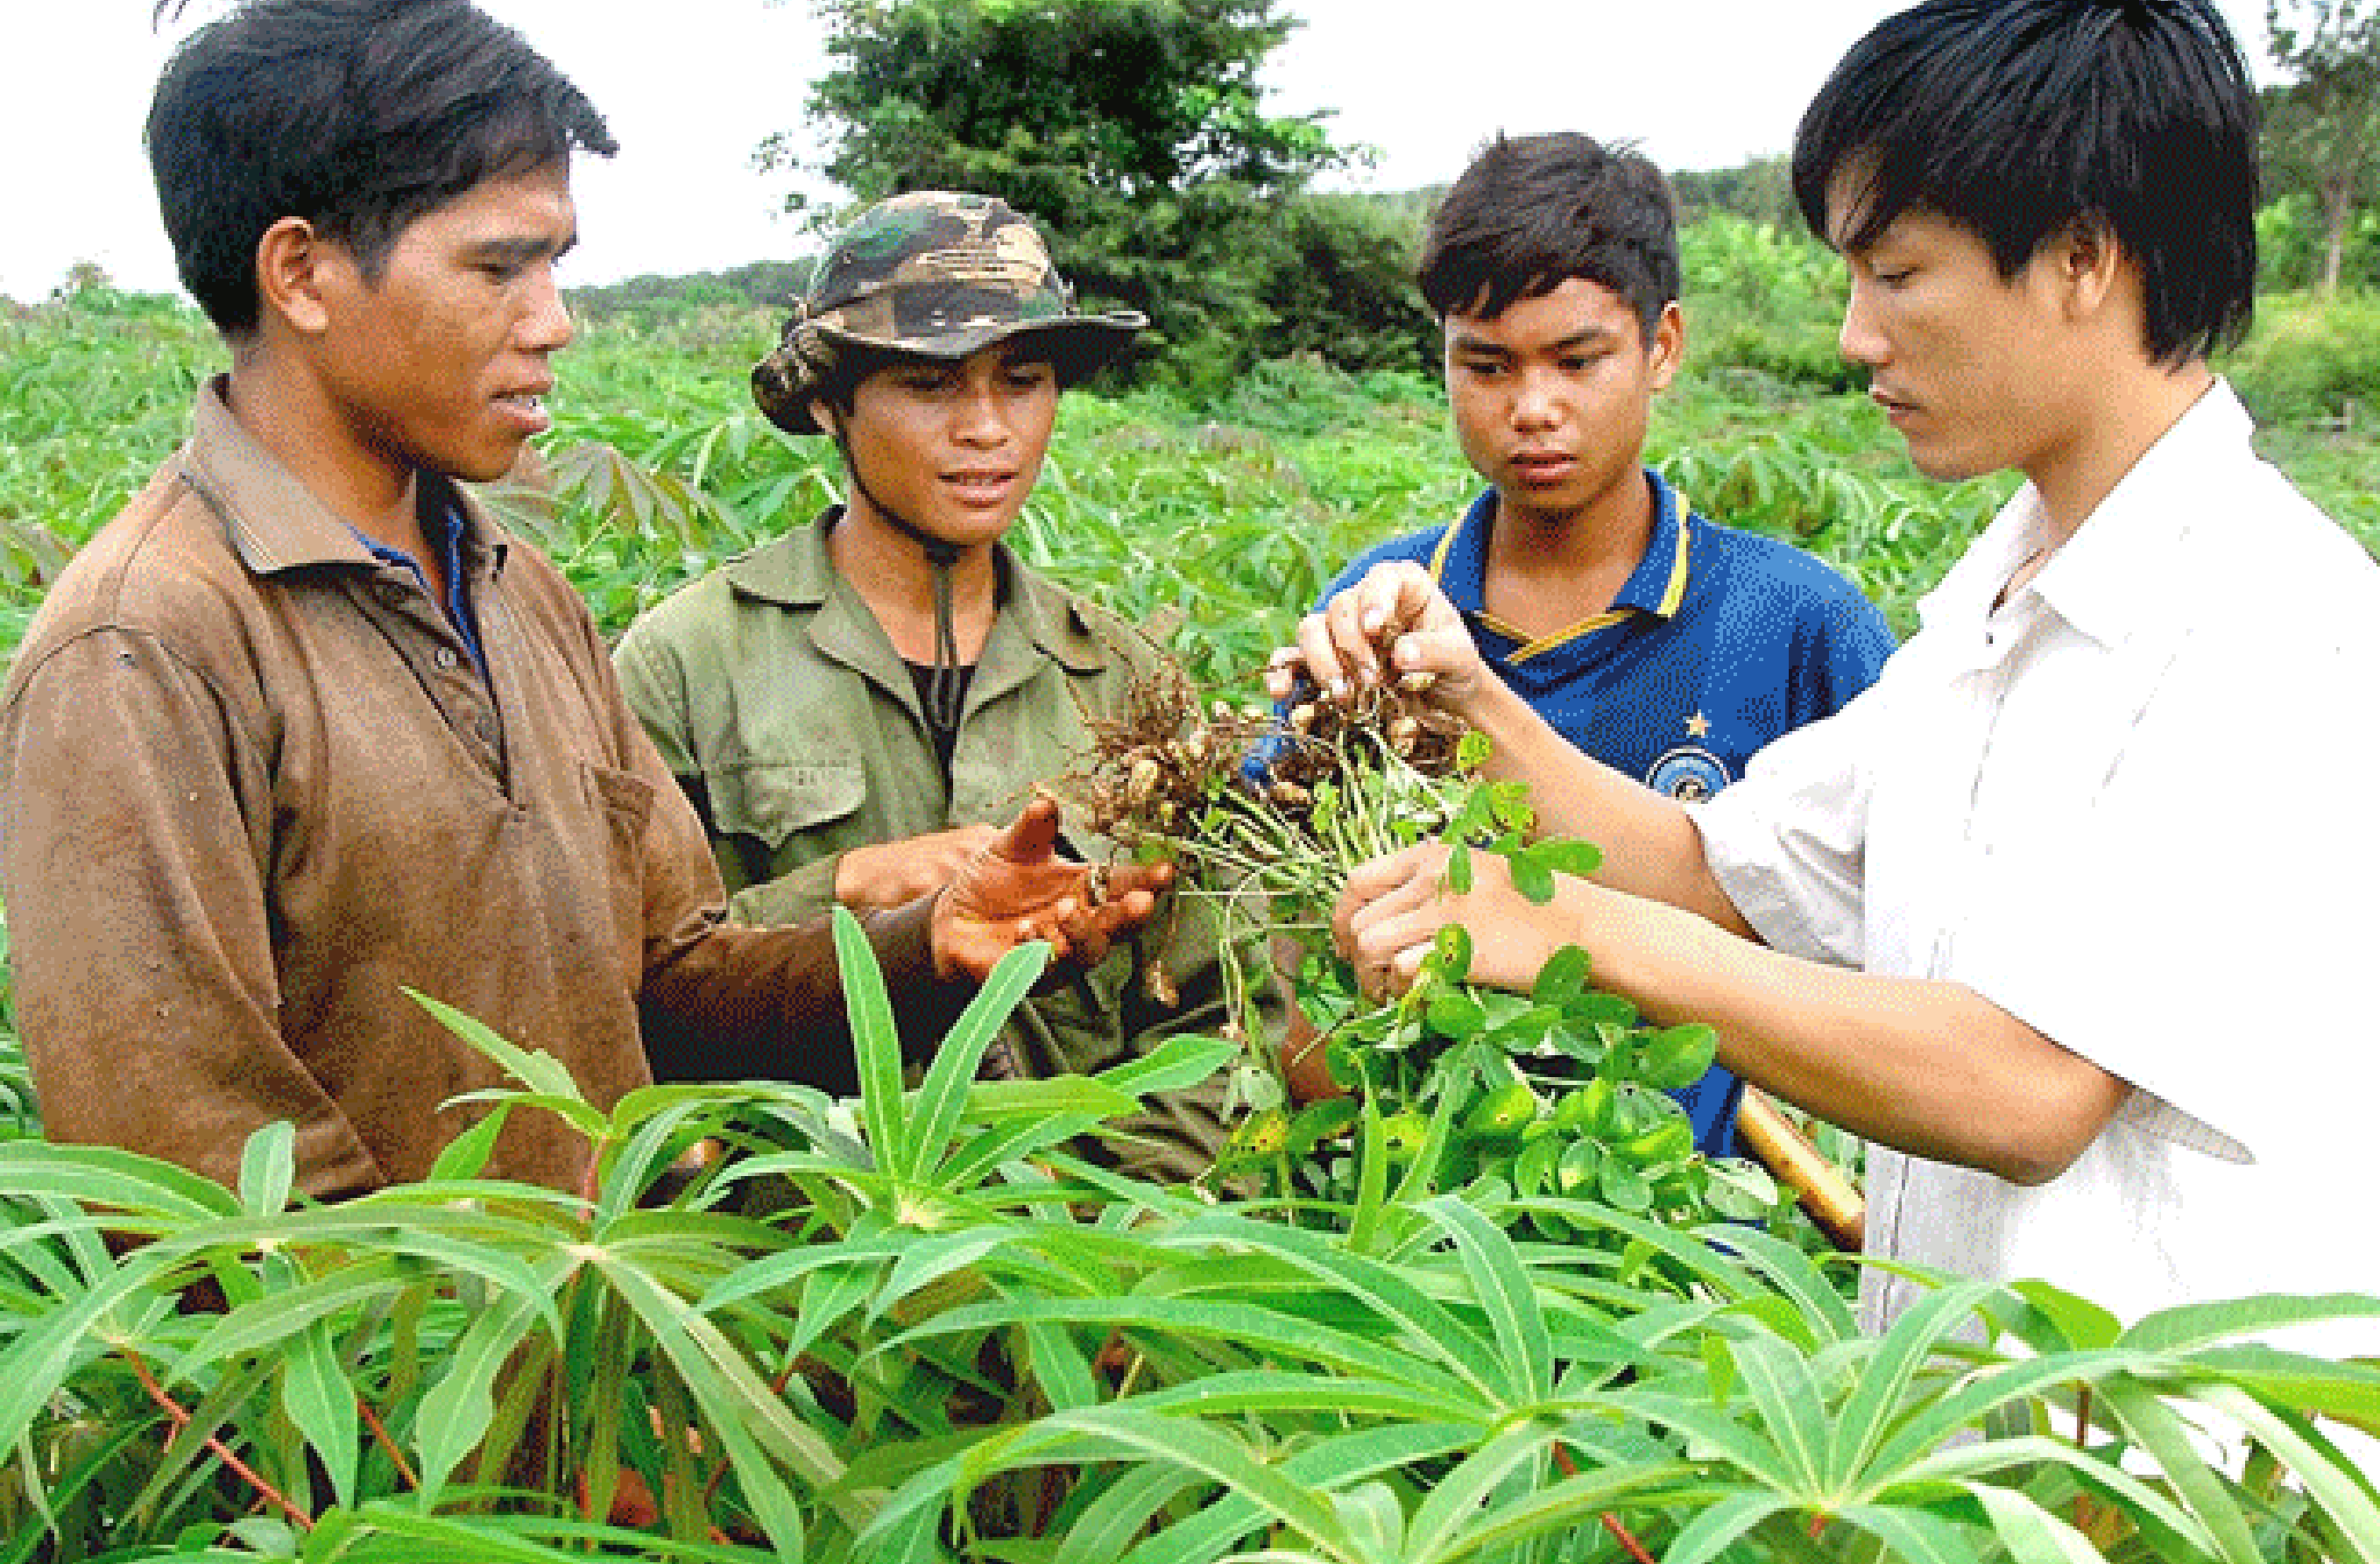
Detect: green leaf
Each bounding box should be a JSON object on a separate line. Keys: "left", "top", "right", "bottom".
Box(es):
{"left": 407, "top": 989, "right": 595, "bottom": 1122}
{"left": 280, "top": 1318, "right": 360, "bottom": 1509}
{"left": 427, "top": 1101, "right": 512, "bottom": 1183}
{"left": 1824, "top": 1277, "right": 2002, "bottom": 1490}
{"left": 1056, "top": 1462, "right": 1209, "bottom": 1564}
{"left": 237, "top": 1119, "right": 297, "bottom": 1217}
{"left": 1831, "top": 1504, "right": 1992, "bottom": 1564}
{"left": 1424, "top": 987, "right": 1487, "bottom": 1037}
{"left": 1638, "top": 1023, "right": 1720, "bottom": 1089}
{"left": 1289, "top": 1095, "right": 1361, "bottom": 1154}
{"left": 1702, "top": 1156, "right": 1780, "bottom": 1220}
{"left": 1659, "top": 1492, "right": 1804, "bottom": 1564}
{"left": 2090, "top": 1377, "right": 2263, "bottom": 1564}
{"left": 1727, "top": 1328, "right": 1833, "bottom": 1490}
{"left": 1967, "top": 1483, "right": 2122, "bottom": 1564}
{"left": 1530, "top": 944, "right": 1591, "bottom": 1004}
{"left": 2009, "top": 1276, "right": 2123, "bottom": 1352}
{"left": 2119, "top": 1291, "right": 2380, "bottom": 1356}
{"left": 1599, "top": 1157, "right": 1654, "bottom": 1213}
{"left": 1508, "top": 850, "right": 1555, "bottom": 904}
{"left": 1431, "top": 921, "right": 1473, "bottom": 981}
{"left": 1091, "top": 1033, "right": 1237, "bottom": 1097}
{"left": 413, "top": 1281, "right": 547, "bottom": 1500}
{"left": 900, "top": 934, "right": 1048, "bottom": 1181}
{"left": 1423, "top": 1195, "right": 1550, "bottom": 1403}
{"left": 1530, "top": 837, "right": 1604, "bottom": 878}
{"left": 832, "top": 905, "right": 906, "bottom": 1179}
{"left": 1447, "top": 840, "right": 1474, "bottom": 894}
{"left": 2188, "top": 1384, "right": 2380, "bottom": 1561}
{"left": 1331, "top": 1478, "right": 1409, "bottom": 1560}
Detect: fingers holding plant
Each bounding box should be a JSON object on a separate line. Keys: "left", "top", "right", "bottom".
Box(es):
{"left": 1268, "top": 561, "right": 1486, "bottom": 715}
{"left": 1335, "top": 840, "right": 1570, "bottom": 1001}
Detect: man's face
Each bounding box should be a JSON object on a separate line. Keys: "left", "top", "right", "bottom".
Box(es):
{"left": 312, "top": 162, "right": 578, "bottom": 490}
{"left": 831, "top": 342, "right": 1059, "bottom": 550}
{"left": 1443, "top": 275, "right": 1680, "bottom": 532}
{"left": 1826, "top": 176, "right": 2083, "bottom": 486}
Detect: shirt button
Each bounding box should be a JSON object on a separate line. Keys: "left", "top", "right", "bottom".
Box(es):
{"left": 434, "top": 647, "right": 461, "bottom": 670}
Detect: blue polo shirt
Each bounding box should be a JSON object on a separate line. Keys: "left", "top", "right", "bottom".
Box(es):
{"left": 1322, "top": 469, "right": 1896, "bottom": 1156}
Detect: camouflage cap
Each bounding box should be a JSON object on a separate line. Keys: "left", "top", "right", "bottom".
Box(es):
{"left": 752, "top": 191, "right": 1146, "bottom": 436}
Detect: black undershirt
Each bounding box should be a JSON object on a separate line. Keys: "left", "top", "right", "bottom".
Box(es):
{"left": 905, "top": 659, "right": 978, "bottom": 782}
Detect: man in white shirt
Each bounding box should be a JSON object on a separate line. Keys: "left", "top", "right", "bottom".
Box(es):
{"left": 1280, "top": 0, "right": 2380, "bottom": 1338}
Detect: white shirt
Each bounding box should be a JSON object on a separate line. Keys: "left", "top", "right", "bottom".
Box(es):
{"left": 1693, "top": 382, "right": 2380, "bottom": 1340}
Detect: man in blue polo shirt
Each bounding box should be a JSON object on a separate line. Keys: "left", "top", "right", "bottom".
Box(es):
{"left": 1291, "top": 131, "right": 1894, "bottom": 1155}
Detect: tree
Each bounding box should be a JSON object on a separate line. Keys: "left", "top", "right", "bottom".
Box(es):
{"left": 2264, "top": 0, "right": 2380, "bottom": 292}
{"left": 764, "top": 0, "right": 1369, "bottom": 386}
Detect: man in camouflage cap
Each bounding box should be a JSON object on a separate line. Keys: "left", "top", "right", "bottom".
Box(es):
{"left": 617, "top": 192, "right": 1239, "bottom": 1182}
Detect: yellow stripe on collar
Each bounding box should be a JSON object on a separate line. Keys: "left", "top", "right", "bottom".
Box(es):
{"left": 1493, "top": 500, "right": 1694, "bottom": 665}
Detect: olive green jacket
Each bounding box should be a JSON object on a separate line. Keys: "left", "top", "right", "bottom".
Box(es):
{"left": 614, "top": 510, "right": 1238, "bottom": 1181}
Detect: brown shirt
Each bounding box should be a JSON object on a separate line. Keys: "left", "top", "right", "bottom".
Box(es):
{"left": 0, "top": 382, "right": 953, "bottom": 1200}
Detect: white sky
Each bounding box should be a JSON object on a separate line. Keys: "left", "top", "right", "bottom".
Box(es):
{"left": 0, "top": 0, "right": 2279, "bottom": 305}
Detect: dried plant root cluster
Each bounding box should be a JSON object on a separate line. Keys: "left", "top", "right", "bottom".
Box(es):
{"left": 1048, "top": 640, "right": 1483, "bottom": 937}
{"left": 1055, "top": 658, "right": 1274, "bottom": 848}
{"left": 1268, "top": 668, "right": 1471, "bottom": 807}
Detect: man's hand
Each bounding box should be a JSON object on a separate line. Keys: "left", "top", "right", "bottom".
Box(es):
{"left": 835, "top": 825, "right": 999, "bottom": 912}
{"left": 1334, "top": 841, "right": 1569, "bottom": 1001}
{"left": 929, "top": 798, "right": 1172, "bottom": 981}
{"left": 1265, "top": 562, "right": 1489, "bottom": 717}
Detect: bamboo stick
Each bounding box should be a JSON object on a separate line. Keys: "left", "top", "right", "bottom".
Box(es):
{"left": 1737, "top": 1088, "right": 1864, "bottom": 1252}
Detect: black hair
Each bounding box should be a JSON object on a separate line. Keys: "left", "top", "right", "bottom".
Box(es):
{"left": 1415, "top": 131, "right": 1681, "bottom": 338}
{"left": 145, "top": 0, "right": 616, "bottom": 337}
{"left": 1791, "top": 0, "right": 2256, "bottom": 365}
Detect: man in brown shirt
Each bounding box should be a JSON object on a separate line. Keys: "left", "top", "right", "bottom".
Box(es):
{"left": 0, "top": 0, "right": 1162, "bottom": 1201}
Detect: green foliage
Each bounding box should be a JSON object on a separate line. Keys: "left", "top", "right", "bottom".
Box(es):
{"left": 779, "top": 0, "right": 1392, "bottom": 390}
{"left": 1256, "top": 193, "right": 1440, "bottom": 376}
{"left": 1679, "top": 214, "right": 1856, "bottom": 392}
{"left": 1, "top": 932, "right": 2376, "bottom": 1560}
{"left": 2262, "top": 1, "right": 2380, "bottom": 293}
{"left": 1671, "top": 153, "right": 1803, "bottom": 232}
{"left": 2227, "top": 286, "right": 2380, "bottom": 422}
{"left": 565, "top": 258, "right": 817, "bottom": 325}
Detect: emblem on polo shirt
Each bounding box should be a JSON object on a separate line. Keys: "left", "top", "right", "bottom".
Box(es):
{"left": 1648, "top": 734, "right": 1730, "bottom": 801}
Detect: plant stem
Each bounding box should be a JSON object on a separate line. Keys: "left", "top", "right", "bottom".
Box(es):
{"left": 121, "top": 1345, "right": 315, "bottom": 1532}
{"left": 357, "top": 1397, "right": 420, "bottom": 1491}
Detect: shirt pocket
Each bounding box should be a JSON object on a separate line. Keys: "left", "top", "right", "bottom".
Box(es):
{"left": 705, "top": 761, "right": 869, "bottom": 860}
{"left": 577, "top": 759, "right": 658, "bottom": 955}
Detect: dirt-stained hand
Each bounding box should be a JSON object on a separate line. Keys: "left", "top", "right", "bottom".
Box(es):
{"left": 929, "top": 798, "right": 1173, "bottom": 981}
{"left": 835, "top": 825, "right": 1000, "bottom": 912}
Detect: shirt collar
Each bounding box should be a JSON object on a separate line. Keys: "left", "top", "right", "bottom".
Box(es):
{"left": 2030, "top": 379, "right": 2248, "bottom": 646}
{"left": 181, "top": 376, "right": 510, "bottom": 580}
{"left": 728, "top": 506, "right": 1112, "bottom": 676}
{"left": 1430, "top": 468, "right": 1693, "bottom": 631}
{"left": 1918, "top": 379, "right": 2250, "bottom": 648}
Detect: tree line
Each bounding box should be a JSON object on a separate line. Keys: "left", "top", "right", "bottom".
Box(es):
{"left": 566, "top": 0, "right": 2380, "bottom": 389}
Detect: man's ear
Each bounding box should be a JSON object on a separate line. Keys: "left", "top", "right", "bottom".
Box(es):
{"left": 253, "top": 215, "right": 336, "bottom": 335}
{"left": 2054, "top": 216, "right": 2124, "bottom": 320}
{"left": 1645, "top": 299, "right": 1685, "bottom": 391}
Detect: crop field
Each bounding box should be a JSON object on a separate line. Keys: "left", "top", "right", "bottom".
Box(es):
{"left": 10, "top": 254, "right": 2377, "bottom": 694}
{"left": 6, "top": 242, "right": 2380, "bottom": 1561}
